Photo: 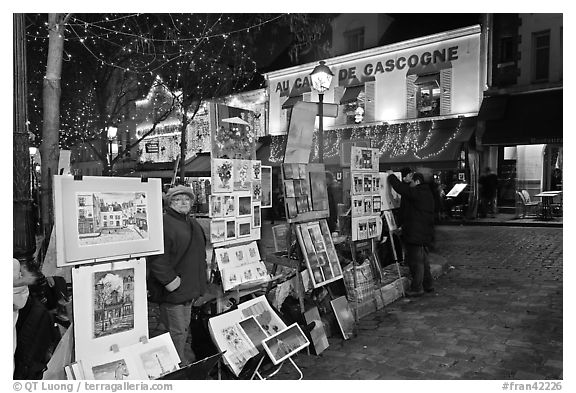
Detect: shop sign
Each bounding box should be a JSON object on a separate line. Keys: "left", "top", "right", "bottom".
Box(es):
{"left": 145, "top": 141, "right": 159, "bottom": 153}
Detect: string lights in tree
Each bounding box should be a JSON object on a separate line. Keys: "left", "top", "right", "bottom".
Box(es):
{"left": 25, "top": 13, "right": 287, "bottom": 170}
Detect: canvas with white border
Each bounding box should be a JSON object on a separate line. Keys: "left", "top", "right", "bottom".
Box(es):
{"left": 72, "top": 258, "right": 148, "bottom": 362}
{"left": 54, "top": 176, "right": 164, "bottom": 267}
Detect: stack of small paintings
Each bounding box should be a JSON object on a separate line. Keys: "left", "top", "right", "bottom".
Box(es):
{"left": 295, "top": 219, "right": 343, "bottom": 288}
{"left": 281, "top": 163, "right": 329, "bottom": 223}
{"left": 214, "top": 241, "right": 270, "bottom": 291}
{"left": 350, "top": 147, "right": 384, "bottom": 241}
{"left": 208, "top": 296, "right": 289, "bottom": 376}
{"left": 76, "top": 333, "right": 180, "bottom": 380}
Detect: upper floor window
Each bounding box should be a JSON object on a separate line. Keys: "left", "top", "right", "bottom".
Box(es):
{"left": 499, "top": 36, "right": 515, "bottom": 63}
{"left": 344, "top": 28, "right": 364, "bottom": 53}
{"left": 415, "top": 74, "right": 441, "bottom": 118}
{"left": 532, "top": 30, "right": 550, "bottom": 82}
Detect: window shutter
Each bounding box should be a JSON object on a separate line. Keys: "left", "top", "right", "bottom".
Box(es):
{"left": 406, "top": 75, "right": 417, "bottom": 118}
{"left": 440, "top": 68, "right": 452, "bottom": 115}
{"left": 364, "top": 82, "right": 376, "bottom": 122}
{"left": 334, "top": 86, "right": 346, "bottom": 125}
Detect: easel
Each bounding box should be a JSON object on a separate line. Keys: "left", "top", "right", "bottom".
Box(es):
{"left": 382, "top": 211, "right": 405, "bottom": 298}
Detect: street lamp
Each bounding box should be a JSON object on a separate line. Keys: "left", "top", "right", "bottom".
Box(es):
{"left": 310, "top": 60, "right": 334, "bottom": 163}
{"left": 107, "top": 126, "right": 118, "bottom": 175}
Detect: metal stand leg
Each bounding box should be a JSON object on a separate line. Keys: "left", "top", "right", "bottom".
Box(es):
{"left": 388, "top": 231, "right": 405, "bottom": 297}
{"left": 252, "top": 357, "right": 303, "bottom": 380}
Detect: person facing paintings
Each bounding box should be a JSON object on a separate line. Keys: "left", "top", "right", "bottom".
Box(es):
{"left": 147, "top": 185, "right": 208, "bottom": 366}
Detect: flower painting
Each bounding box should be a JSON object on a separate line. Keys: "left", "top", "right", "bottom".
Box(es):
{"left": 212, "top": 159, "right": 234, "bottom": 193}
{"left": 233, "top": 160, "right": 252, "bottom": 191}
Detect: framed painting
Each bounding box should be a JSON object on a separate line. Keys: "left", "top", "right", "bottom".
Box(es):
{"left": 251, "top": 160, "right": 262, "bottom": 181}
{"left": 72, "top": 258, "right": 148, "bottom": 362}
{"left": 134, "top": 333, "right": 180, "bottom": 379}
{"left": 352, "top": 196, "right": 364, "bottom": 217}
{"left": 303, "top": 307, "right": 329, "bottom": 355}
{"left": 211, "top": 159, "right": 234, "bottom": 193}
{"left": 237, "top": 295, "right": 287, "bottom": 337}
{"left": 223, "top": 194, "right": 236, "bottom": 218}
{"left": 209, "top": 195, "right": 223, "bottom": 218}
{"left": 236, "top": 217, "right": 252, "bottom": 238}
{"left": 372, "top": 195, "right": 382, "bottom": 213}
{"left": 262, "top": 323, "right": 310, "bottom": 365}
{"left": 331, "top": 296, "right": 355, "bottom": 340}
{"left": 251, "top": 180, "right": 262, "bottom": 202}
{"left": 53, "top": 176, "right": 164, "bottom": 267}
{"left": 81, "top": 348, "right": 142, "bottom": 380}
{"left": 272, "top": 224, "right": 290, "bottom": 253}
{"left": 352, "top": 174, "right": 364, "bottom": 195}
{"left": 252, "top": 203, "right": 261, "bottom": 228}
{"left": 260, "top": 166, "right": 272, "bottom": 208}
{"left": 236, "top": 194, "right": 252, "bottom": 217}
{"left": 207, "top": 309, "right": 259, "bottom": 377}
{"left": 309, "top": 171, "right": 328, "bottom": 211}
{"left": 238, "top": 316, "right": 268, "bottom": 351}
{"left": 225, "top": 219, "right": 237, "bottom": 240}
{"left": 284, "top": 180, "right": 295, "bottom": 197}
{"left": 285, "top": 197, "right": 298, "bottom": 219}
{"left": 210, "top": 220, "right": 226, "bottom": 244}
{"left": 379, "top": 172, "right": 402, "bottom": 210}
{"left": 383, "top": 210, "right": 397, "bottom": 231}
{"left": 233, "top": 159, "right": 252, "bottom": 191}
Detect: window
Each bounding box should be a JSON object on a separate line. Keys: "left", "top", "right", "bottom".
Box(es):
{"left": 532, "top": 30, "right": 550, "bottom": 82}
{"left": 415, "top": 74, "right": 441, "bottom": 118}
{"left": 499, "top": 36, "right": 515, "bottom": 63}
{"left": 344, "top": 28, "right": 364, "bottom": 53}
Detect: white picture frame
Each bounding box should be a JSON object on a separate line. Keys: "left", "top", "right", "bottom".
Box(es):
{"left": 236, "top": 217, "right": 252, "bottom": 238}
{"left": 210, "top": 220, "right": 226, "bottom": 244}
{"left": 237, "top": 295, "right": 287, "bottom": 337}
{"left": 54, "top": 176, "right": 164, "bottom": 267}
{"left": 260, "top": 165, "right": 273, "bottom": 209}
{"left": 262, "top": 323, "right": 310, "bottom": 365}
{"left": 133, "top": 333, "right": 180, "bottom": 379}
{"left": 212, "top": 158, "right": 234, "bottom": 193}
{"left": 72, "top": 259, "right": 148, "bottom": 364}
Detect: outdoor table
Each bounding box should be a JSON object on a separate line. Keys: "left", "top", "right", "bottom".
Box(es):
{"left": 534, "top": 191, "right": 562, "bottom": 221}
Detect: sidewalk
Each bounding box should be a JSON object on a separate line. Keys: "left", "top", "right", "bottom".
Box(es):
{"left": 441, "top": 212, "right": 562, "bottom": 228}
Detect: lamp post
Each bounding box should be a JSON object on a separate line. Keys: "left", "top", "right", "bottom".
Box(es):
{"left": 310, "top": 60, "right": 334, "bottom": 163}
{"left": 107, "top": 126, "right": 118, "bottom": 175}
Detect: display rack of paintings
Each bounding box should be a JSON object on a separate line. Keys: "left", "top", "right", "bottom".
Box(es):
{"left": 72, "top": 258, "right": 149, "bottom": 362}
{"left": 209, "top": 159, "right": 263, "bottom": 247}
{"left": 280, "top": 163, "right": 329, "bottom": 224}
{"left": 53, "top": 176, "right": 164, "bottom": 267}
{"left": 208, "top": 295, "right": 288, "bottom": 377}
{"left": 294, "top": 220, "right": 343, "bottom": 288}
{"left": 349, "top": 146, "right": 383, "bottom": 242}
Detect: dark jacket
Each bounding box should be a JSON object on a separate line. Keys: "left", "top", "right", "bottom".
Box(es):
{"left": 388, "top": 175, "right": 435, "bottom": 246}
{"left": 147, "top": 207, "right": 207, "bottom": 304}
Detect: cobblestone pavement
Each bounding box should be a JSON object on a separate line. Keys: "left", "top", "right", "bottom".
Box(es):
{"left": 148, "top": 223, "right": 563, "bottom": 380}
{"left": 274, "top": 225, "right": 563, "bottom": 380}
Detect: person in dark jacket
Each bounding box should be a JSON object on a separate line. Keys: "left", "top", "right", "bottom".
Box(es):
{"left": 147, "top": 185, "right": 208, "bottom": 365}
{"left": 387, "top": 171, "right": 435, "bottom": 297}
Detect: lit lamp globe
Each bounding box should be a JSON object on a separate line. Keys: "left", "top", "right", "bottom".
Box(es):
{"left": 107, "top": 126, "right": 118, "bottom": 140}
{"left": 309, "top": 61, "right": 334, "bottom": 163}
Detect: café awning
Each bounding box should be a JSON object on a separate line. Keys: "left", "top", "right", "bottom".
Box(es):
{"left": 480, "top": 89, "right": 562, "bottom": 145}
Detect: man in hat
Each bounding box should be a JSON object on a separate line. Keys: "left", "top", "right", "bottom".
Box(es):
{"left": 147, "top": 185, "right": 208, "bottom": 365}
{"left": 387, "top": 171, "right": 435, "bottom": 297}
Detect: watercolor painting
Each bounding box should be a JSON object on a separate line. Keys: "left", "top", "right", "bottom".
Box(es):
{"left": 93, "top": 268, "right": 135, "bottom": 339}
{"left": 210, "top": 220, "right": 226, "bottom": 244}
{"left": 138, "top": 342, "right": 179, "bottom": 379}
{"left": 225, "top": 219, "right": 236, "bottom": 240}
{"left": 210, "top": 195, "right": 223, "bottom": 218}
{"left": 223, "top": 195, "right": 236, "bottom": 217}
{"left": 253, "top": 203, "right": 261, "bottom": 228}
{"left": 212, "top": 159, "right": 234, "bottom": 193}
{"left": 76, "top": 192, "right": 149, "bottom": 246}
{"left": 251, "top": 160, "right": 262, "bottom": 181}
{"left": 233, "top": 160, "right": 252, "bottom": 191}
{"left": 262, "top": 323, "right": 310, "bottom": 365}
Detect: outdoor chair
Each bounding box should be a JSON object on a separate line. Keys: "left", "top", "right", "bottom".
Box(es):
{"left": 516, "top": 191, "right": 540, "bottom": 218}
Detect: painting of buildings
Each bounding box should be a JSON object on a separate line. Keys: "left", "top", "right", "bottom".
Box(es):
{"left": 93, "top": 268, "right": 135, "bottom": 339}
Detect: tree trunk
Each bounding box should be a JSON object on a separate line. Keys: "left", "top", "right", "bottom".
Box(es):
{"left": 40, "top": 13, "right": 66, "bottom": 235}
{"left": 179, "top": 111, "right": 189, "bottom": 184}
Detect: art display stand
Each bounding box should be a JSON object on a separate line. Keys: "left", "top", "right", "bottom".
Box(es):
{"left": 382, "top": 211, "right": 405, "bottom": 298}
